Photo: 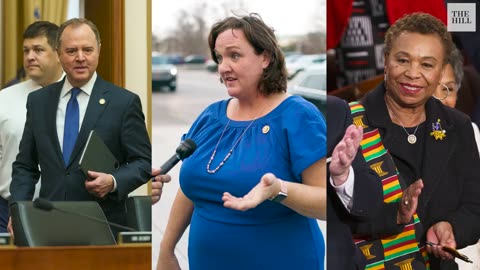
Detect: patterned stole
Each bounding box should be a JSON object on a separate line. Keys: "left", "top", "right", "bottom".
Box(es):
{"left": 349, "top": 102, "right": 430, "bottom": 270}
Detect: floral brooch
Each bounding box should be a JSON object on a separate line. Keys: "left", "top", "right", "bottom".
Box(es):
{"left": 430, "top": 119, "right": 446, "bottom": 140}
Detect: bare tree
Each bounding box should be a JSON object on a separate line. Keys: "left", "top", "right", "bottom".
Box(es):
{"left": 219, "top": 0, "right": 248, "bottom": 18}
{"left": 152, "top": 2, "right": 210, "bottom": 57}
{"left": 151, "top": 0, "right": 326, "bottom": 57}
{"left": 299, "top": 32, "right": 326, "bottom": 54}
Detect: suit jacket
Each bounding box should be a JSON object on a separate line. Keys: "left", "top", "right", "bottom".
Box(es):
{"left": 10, "top": 76, "right": 151, "bottom": 226}
{"left": 326, "top": 96, "right": 383, "bottom": 269}
{"left": 357, "top": 84, "right": 480, "bottom": 269}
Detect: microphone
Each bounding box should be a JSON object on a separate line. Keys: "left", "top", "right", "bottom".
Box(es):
{"left": 158, "top": 139, "right": 197, "bottom": 174}
{"left": 33, "top": 198, "right": 135, "bottom": 232}
{"left": 33, "top": 198, "right": 54, "bottom": 211}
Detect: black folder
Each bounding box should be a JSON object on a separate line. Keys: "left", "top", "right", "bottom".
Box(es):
{"left": 79, "top": 130, "right": 119, "bottom": 178}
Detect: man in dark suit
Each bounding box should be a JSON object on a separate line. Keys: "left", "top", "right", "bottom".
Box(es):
{"left": 9, "top": 18, "right": 151, "bottom": 237}
{"left": 327, "top": 95, "right": 383, "bottom": 269}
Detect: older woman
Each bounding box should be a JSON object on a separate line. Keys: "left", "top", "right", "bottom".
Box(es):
{"left": 157, "top": 14, "right": 326, "bottom": 270}
{"left": 433, "top": 48, "right": 464, "bottom": 109}
{"left": 434, "top": 47, "right": 480, "bottom": 269}
{"left": 434, "top": 47, "right": 480, "bottom": 155}
{"left": 351, "top": 13, "right": 480, "bottom": 269}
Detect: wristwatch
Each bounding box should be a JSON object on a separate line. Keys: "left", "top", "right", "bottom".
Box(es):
{"left": 270, "top": 179, "right": 288, "bottom": 203}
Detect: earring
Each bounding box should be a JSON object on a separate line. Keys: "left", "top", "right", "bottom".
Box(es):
{"left": 384, "top": 73, "right": 387, "bottom": 81}
{"left": 432, "top": 84, "right": 449, "bottom": 100}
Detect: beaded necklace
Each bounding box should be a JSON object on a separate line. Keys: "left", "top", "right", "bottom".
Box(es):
{"left": 206, "top": 118, "right": 257, "bottom": 174}
{"left": 206, "top": 102, "right": 266, "bottom": 174}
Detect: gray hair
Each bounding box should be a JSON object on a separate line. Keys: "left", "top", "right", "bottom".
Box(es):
{"left": 57, "top": 18, "right": 101, "bottom": 49}
{"left": 448, "top": 46, "right": 464, "bottom": 89}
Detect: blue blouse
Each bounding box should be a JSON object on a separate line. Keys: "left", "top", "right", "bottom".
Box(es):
{"left": 180, "top": 95, "right": 326, "bottom": 224}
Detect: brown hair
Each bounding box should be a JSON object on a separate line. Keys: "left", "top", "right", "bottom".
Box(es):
{"left": 23, "top": 21, "right": 59, "bottom": 49}
{"left": 384, "top": 12, "right": 453, "bottom": 64}
{"left": 208, "top": 13, "right": 287, "bottom": 95}
{"left": 57, "top": 18, "right": 101, "bottom": 49}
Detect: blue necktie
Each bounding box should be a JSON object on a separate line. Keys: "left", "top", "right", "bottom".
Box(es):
{"left": 63, "top": 87, "right": 81, "bottom": 165}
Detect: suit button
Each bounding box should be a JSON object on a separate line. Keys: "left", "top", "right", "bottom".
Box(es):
{"left": 66, "top": 172, "right": 71, "bottom": 176}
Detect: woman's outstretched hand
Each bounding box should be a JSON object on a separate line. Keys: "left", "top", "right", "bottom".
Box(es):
{"left": 222, "top": 173, "right": 281, "bottom": 211}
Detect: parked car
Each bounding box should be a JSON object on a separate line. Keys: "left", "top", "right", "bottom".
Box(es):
{"left": 286, "top": 54, "right": 326, "bottom": 80}
{"left": 166, "top": 54, "right": 184, "bottom": 65}
{"left": 288, "top": 63, "right": 327, "bottom": 115}
{"left": 184, "top": 55, "right": 206, "bottom": 64}
{"left": 152, "top": 53, "right": 177, "bottom": 91}
{"left": 206, "top": 59, "right": 218, "bottom": 72}
{"left": 284, "top": 52, "right": 302, "bottom": 63}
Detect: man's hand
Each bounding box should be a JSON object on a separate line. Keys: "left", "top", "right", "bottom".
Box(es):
{"left": 85, "top": 171, "right": 114, "bottom": 198}
{"left": 222, "top": 173, "right": 281, "bottom": 211}
{"left": 329, "top": 124, "right": 363, "bottom": 186}
{"left": 426, "top": 221, "right": 456, "bottom": 260}
{"left": 151, "top": 168, "right": 171, "bottom": 205}
{"left": 7, "top": 217, "right": 14, "bottom": 239}
{"left": 397, "top": 179, "right": 423, "bottom": 224}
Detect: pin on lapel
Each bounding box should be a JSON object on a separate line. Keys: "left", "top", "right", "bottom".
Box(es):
{"left": 430, "top": 118, "right": 446, "bottom": 140}
{"left": 262, "top": 125, "right": 270, "bottom": 134}
{"left": 99, "top": 98, "right": 106, "bottom": 105}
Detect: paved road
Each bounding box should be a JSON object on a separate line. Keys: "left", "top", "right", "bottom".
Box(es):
{"left": 152, "top": 68, "right": 228, "bottom": 269}
{"left": 151, "top": 68, "right": 326, "bottom": 269}
{"left": 152, "top": 68, "right": 228, "bottom": 126}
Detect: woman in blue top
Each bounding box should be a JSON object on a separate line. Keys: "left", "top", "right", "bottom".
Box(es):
{"left": 157, "top": 14, "right": 326, "bottom": 270}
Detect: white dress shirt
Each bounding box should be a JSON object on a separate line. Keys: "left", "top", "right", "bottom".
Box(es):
{"left": 330, "top": 166, "right": 355, "bottom": 212}
{"left": 0, "top": 74, "right": 65, "bottom": 200}
{"left": 56, "top": 72, "right": 96, "bottom": 150}
{"left": 56, "top": 73, "right": 117, "bottom": 191}
{"left": 472, "top": 122, "right": 480, "bottom": 157}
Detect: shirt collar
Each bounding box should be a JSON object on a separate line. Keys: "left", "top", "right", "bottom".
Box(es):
{"left": 25, "top": 79, "right": 42, "bottom": 92}
{"left": 61, "top": 72, "right": 97, "bottom": 98}
{"left": 58, "top": 71, "right": 66, "bottom": 82}
{"left": 29, "top": 71, "right": 66, "bottom": 91}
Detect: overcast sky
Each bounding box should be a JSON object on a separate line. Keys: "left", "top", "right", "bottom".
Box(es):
{"left": 152, "top": 0, "right": 326, "bottom": 37}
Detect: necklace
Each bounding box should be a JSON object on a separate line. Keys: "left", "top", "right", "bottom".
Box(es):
{"left": 389, "top": 109, "right": 420, "bottom": 144}
{"left": 206, "top": 118, "right": 257, "bottom": 174}
{"left": 206, "top": 98, "right": 274, "bottom": 174}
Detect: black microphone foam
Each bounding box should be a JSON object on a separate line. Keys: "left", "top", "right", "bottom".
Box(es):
{"left": 33, "top": 198, "right": 54, "bottom": 211}
{"left": 159, "top": 139, "right": 197, "bottom": 174}
{"left": 33, "top": 198, "right": 135, "bottom": 232}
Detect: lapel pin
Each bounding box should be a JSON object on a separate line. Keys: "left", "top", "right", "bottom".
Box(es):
{"left": 430, "top": 118, "right": 446, "bottom": 140}
{"left": 262, "top": 125, "right": 270, "bottom": 134}
{"left": 99, "top": 98, "right": 106, "bottom": 105}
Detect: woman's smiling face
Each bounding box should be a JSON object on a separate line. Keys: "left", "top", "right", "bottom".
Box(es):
{"left": 384, "top": 31, "right": 446, "bottom": 109}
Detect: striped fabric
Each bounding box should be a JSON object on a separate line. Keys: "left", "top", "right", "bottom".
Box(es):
{"left": 366, "top": 260, "right": 385, "bottom": 270}
{"left": 382, "top": 224, "right": 418, "bottom": 260}
{"left": 349, "top": 101, "right": 429, "bottom": 269}
{"left": 421, "top": 246, "right": 431, "bottom": 269}
{"left": 361, "top": 131, "right": 387, "bottom": 161}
